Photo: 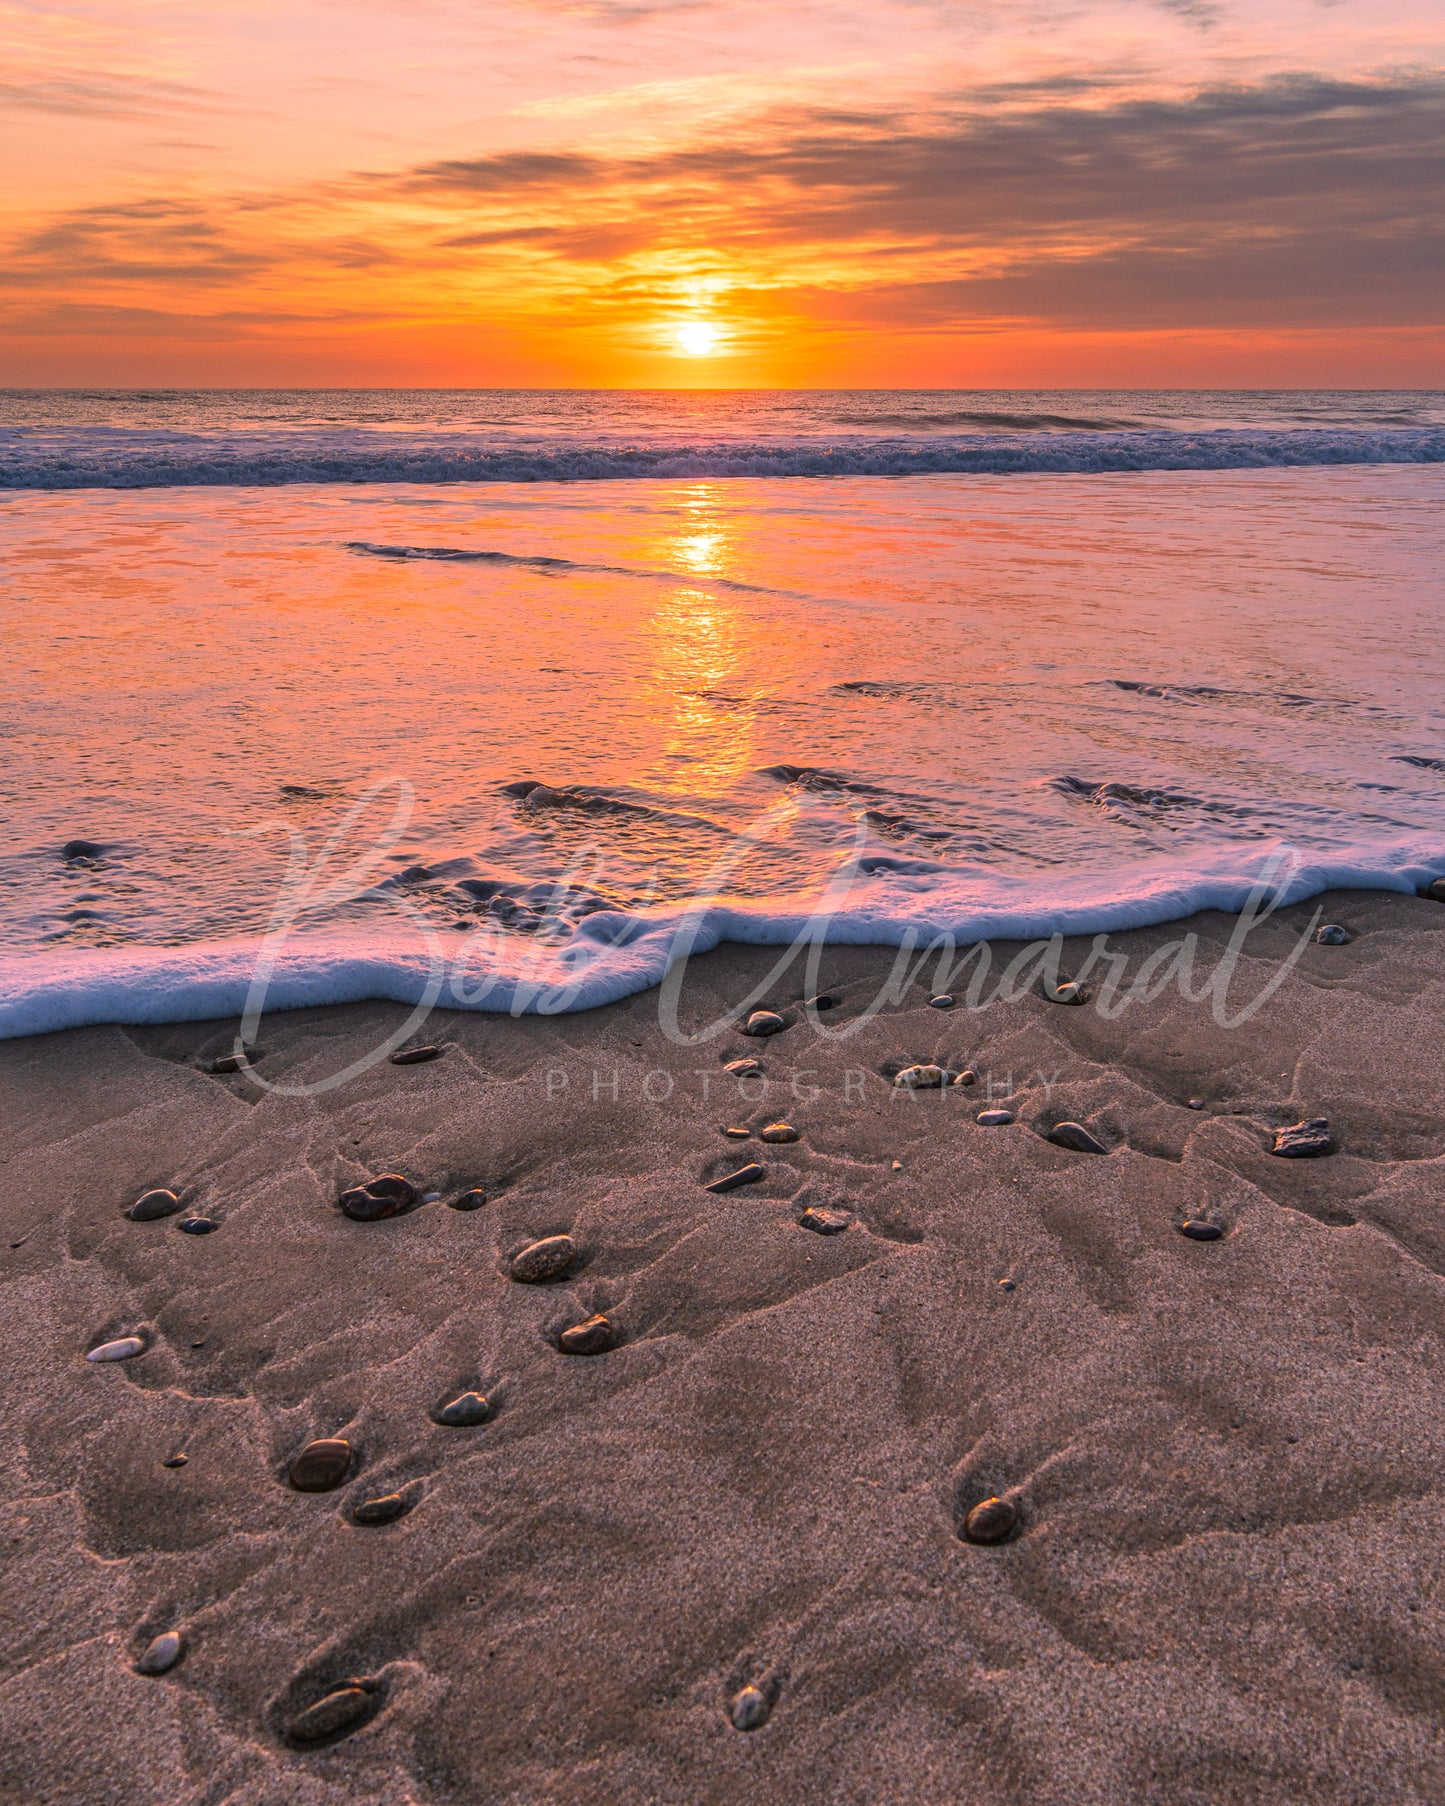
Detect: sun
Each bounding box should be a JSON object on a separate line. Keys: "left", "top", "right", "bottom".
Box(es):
{"left": 675, "top": 319, "right": 720, "bottom": 356}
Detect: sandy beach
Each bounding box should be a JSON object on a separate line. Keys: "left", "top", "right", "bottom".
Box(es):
{"left": 2, "top": 887, "right": 1443, "bottom": 1805}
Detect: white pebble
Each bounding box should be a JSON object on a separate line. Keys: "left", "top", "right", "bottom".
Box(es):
{"left": 86, "top": 1336, "right": 146, "bottom": 1363}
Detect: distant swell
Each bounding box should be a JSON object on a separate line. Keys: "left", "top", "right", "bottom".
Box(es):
{"left": 3, "top": 425, "right": 1445, "bottom": 489}
{"left": 829, "top": 410, "right": 1144, "bottom": 430}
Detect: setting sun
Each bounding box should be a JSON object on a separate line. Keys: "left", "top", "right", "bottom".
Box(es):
{"left": 675, "top": 320, "right": 721, "bottom": 356}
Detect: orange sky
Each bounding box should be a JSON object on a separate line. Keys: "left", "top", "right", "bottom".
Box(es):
{"left": 2, "top": 0, "right": 1442, "bottom": 387}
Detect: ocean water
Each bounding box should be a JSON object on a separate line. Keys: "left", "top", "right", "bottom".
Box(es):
{"left": 1, "top": 390, "right": 1443, "bottom": 1037}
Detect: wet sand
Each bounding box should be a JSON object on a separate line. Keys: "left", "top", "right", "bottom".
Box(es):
{"left": 1, "top": 889, "right": 1443, "bottom": 1805}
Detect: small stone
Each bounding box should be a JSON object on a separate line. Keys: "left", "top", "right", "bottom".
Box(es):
{"left": 729, "top": 1685, "right": 771, "bottom": 1731}
{"left": 977, "top": 1109, "right": 1014, "bottom": 1126}
{"left": 1180, "top": 1219, "right": 1225, "bottom": 1241}
{"left": 162, "top": 1454, "right": 187, "bottom": 1468}
{"left": 805, "top": 994, "right": 838, "bottom": 1011}
{"left": 178, "top": 1216, "right": 218, "bottom": 1235}
{"left": 1272, "top": 1118, "right": 1334, "bottom": 1158}
{"left": 1187, "top": 1097, "right": 1206, "bottom": 1110}
{"left": 962, "top": 1495, "right": 1019, "bottom": 1544}
{"left": 891, "top": 1160, "right": 903, "bottom": 1171}
{"left": 289, "top": 1685, "right": 375, "bottom": 1743}
{"left": 288, "top": 1438, "right": 352, "bottom": 1491}
{"left": 952, "top": 1069, "right": 977, "bottom": 1087}
{"left": 209, "top": 1050, "right": 259, "bottom": 1074}
{"left": 508, "top": 1234, "right": 578, "bottom": 1282}
{"left": 352, "top": 1493, "right": 410, "bottom": 1526}
{"left": 759, "top": 1122, "right": 800, "bottom": 1143}
{"left": 741, "top": 1009, "right": 786, "bottom": 1037}
{"left": 558, "top": 1313, "right": 617, "bottom": 1355}
{"left": 705, "top": 1164, "right": 766, "bottom": 1194}
{"left": 134, "top": 1630, "right": 184, "bottom": 1676}
{"left": 338, "top": 1173, "right": 417, "bottom": 1221}
{"left": 928, "top": 994, "right": 955, "bottom": 1009}
{"left": 128, "top": 1189, "right": 182, "bottom": 1222}
{"left": 1048, "top": 981, "right": 1087, "bottom": 1005}
{"left": 725, "top": 1057, "right": 763, "bottom": 1077}
{"left": 894, "top": 1063, "right": 949, "bottom": 1089}
{"left": 1314, "top": 924, "right": 1351, "bottom": 946}
{"left": 1422, "top": 877, "right": 1445, "bottom": 903}
{"left": 799, "top": 1206, "right": 851, "bottom": 1235}
{"left": 1046, "top": 1121, "right": 1107, "bottom": 1155}
{"left": 86, "top": 1336, "right": 145, "bottom": 1363}
{"left": 449, "top": 1189, "right": 488, "bottom": 1211}
{"left": 999, "top": 1278, "right": 1016, "bottom": 1292}
{"left": 434, "top": 1392, "right": 495, "bottom": 1427}
{"left": 722, "top": 1126, "right": 751, "bottom": 1139}
{"left": 390, "top": 1044, "right": 442, "bottom": 1065}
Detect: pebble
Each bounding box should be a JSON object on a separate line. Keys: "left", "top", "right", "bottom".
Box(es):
{"left": 338, "top": 1174, "right": 417, "bottom": 1221}
{"left": 1180, "top": 1219, "right": 1225, "bottom": 1241}
{"left": 1048, "top": 981, "right": 1087, "bottom": 1005}
{"left": 288, "top": 1438, "right": 352, "bottom": 1491}
{"left": 1046, "top": 1120, "right": 1107, "bottom": 1155}
{"left": 799, "top": 1206, "right": 851, "bottom": 1235}
{"left": 977, "top": 1109, "right": 1014, "bottom": 1126}
{"left": 509, "top": 1234, "right": 578, "bottom": 1282}
{"left": 178, "top": 1216, "right": 218, "bottom": 1235}
{"left": 928, "top": 994, "right": 955, "bottom": 1009}
{"left": 434, "top": 1392, "right": 496, "bottom": 1426}
{"left": 449, "top": 1188, "right": 488, "bottom": 1211}
{"left": 725, "top": 1057, "right": 763, "bottom": 1077}
{"left": 1187, "top": 1097, "right": 1206, "bottom": 1110}
{"left": 729, "top": 1685, "right": 771, "bottom": 1731}
{"left": 999, "top": 1277, "right": 1016, "bottom": 1292}
{"left": 705, "top": 1164, "right": 766, "bottom": 1194}
{"left": 759, "top": 1122, "right": 800, "bottom": 1143}
{"left": 289, "top": 1684, "right": 376, "bottom": 1743}
{"left": 1272, "top": 1118, "right": 1334, "bottom": 1158}
{"left": 1314, "top": 924, "right": 1351, "bottom": 946}
{"left": 805, "top": 994, "right": 838, "bottom": 1011}
{"left": 891, "top": 1160, "right": 903, "bottom": 1171}
{"left": 162, "top": 1454, "right": 188, "bottom": 1468}
{"left": 722, "top": 1126, "right": 751, "bottom": 1139}
{"left": 894, "top": 1063, "right": 949, "bottom": 1089}
{"left": 352, "top": 1493, "right": 410, "bottom": 1526}
{"left": 390, "top": 1044, "right": 442, "bottom": 1065}
{"left": 559, "top": 1313, "right": 617, "bottom": 1355}
{"left": 86, "top": 1336, "right": 145, "bottom": 1363}
{"left": 134, "top": 1630, "right": 184, "bottom": 1676}
{"left": 962, "top": 1495, "right": 1020, "bottom": 1544}
{"left": 1423, "top": 877, "right": 1445, "bottom": 903}
{"left": 952, "top": 1069, "right": 977, "bottom": 1087}
{"left": 128, "top": 1189, "right": 183, "bottom": 1222}
{"left": 209, "top": 1051, "right": 259, "bottom": 1074}
{"left": 741, "top": 1009, "right": 786, "bottom": 1037}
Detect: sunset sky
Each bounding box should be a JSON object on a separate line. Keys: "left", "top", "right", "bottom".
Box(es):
{"left": 2, "top": 0, "right": 1442, "bottom": 387}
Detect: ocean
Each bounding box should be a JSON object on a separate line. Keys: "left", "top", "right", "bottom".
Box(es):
{"left": 2, "top": 388, "right": 1442, "bottom": 1036}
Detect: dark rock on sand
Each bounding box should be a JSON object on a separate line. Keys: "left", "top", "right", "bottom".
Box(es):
{"left": 449, "top": 1188, "right": 488, "bottom": 1211}
{"left": 162, "top": 1454, "right": 187, "bottom": 1468}
{"left": 178, "top": 1216, "right": 218, "bottom": 1235}
{"left": 1048, "top": 981, "right": 1087, "bottom": 1005}
{"left": 962, "top": 1496, "right": 1020, "bottom": 1545}
{"left": 759, "top": 1122, "right": 800, "bottom": 1143}
{"left": 724, "top": 1057, "right": 763, "bottom": 1077}
{"left": 1314, "top": 924, "right": 1352, "bottom": 945}
{"left": 1421, "top": 877, "right": 1445, "bottom": 903}
{"left": 128, "top": 1188, "right": 182, "bottom": 1222}
{"left": 209, "top": 1050, "right": 259, "bottom": 1073}
{"left": 729, "top": 1685, "right": 772, "bottom": 1731}
{"left": 1046, "top": 1120, "right": 1108, "bottom": 1155}
{"left": 433, "top": 1392, "right": 495, "bottom": 1427}
{"left": 509, "top": 1234, "right": 578, "bottom": 1282}
{"left": 352, "top": 1493, "right": 411, "bottom": 1526}
{"left": 559, "top": 1313, "right": 617, "bottom": 1355}
{"left": 288, "top": 1438, "right": 352, "bottom": 1492}
{"left": 1272, "top": 1118, "right": 1335, "bottom": 1158}
{"left": 977, "top": 1109, "right": 1014, "bottom": 1126}
{"left": 799, "top": 1206, "right": 851, "bottom": 1235}
{"left": 134, "top": 1630, "right": 184, "bottom": 1676}
{"left": 390, "top": 1044, "right": 442, "bottom": 1065}
{"left": 1180, "top": 1220, "right": 1225, "bottom": 1241}
{"left": 1187, "top": 1097, "right": 1206, "bottom": 1110}
{"left": 952, "top": 1069, "right": 977, "bottom": 1087}
{"left": 288, "top": 1683, "right": 378, "bottom": 1744}
{"left": 806, "top": 993, "right": 837, "bottom": 1011}
{"left": 706, "top": 1164, "right": 766, "bottom": 1194}
{"left": 338, "top": 1174, "right": 417, "bottom": 1221}
{"left": 741, "top": 1009, "right": 786, "bottom": 1037}
{"left": 928, "top": 994, "right": 955, "bottom": 1009}
{"left": 722, "top": 1126, "right": 750, "bottom": 1139}
{"left": 86, "top": 1335, "right": 145, "bottom": 1363}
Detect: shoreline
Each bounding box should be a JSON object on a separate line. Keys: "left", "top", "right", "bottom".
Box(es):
{"left": 2, "top": 888, "right": 1443, "bottom": 1803}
